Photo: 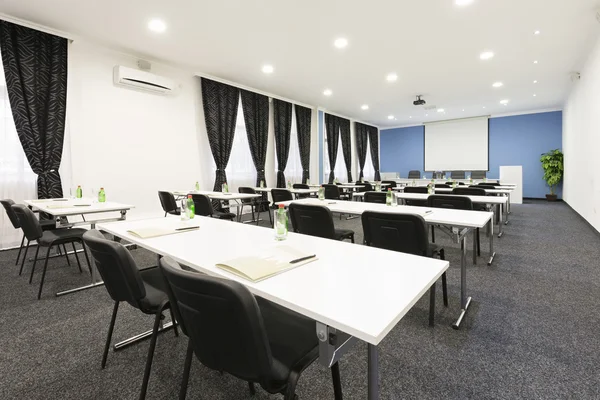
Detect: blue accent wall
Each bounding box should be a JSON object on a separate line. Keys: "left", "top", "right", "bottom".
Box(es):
{"left": 380, "top": 111, "right": 563, "bottom": 198}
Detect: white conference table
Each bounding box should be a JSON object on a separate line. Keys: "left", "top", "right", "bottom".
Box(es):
{"left": 277, "top": 198, "right": 494, "bottom": 330}
{"left": 24, "top": 198, "right": 134, "bottom": 296}
{"left": 98, "top": 215, "right": 449, "bottom": 400}
{"left": 171, "top": 190, "right": 261, "bottom": 220}
{"left": 253, "top": 187, "right": 318, "bottom": 196}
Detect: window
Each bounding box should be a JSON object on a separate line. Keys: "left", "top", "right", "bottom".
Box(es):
{"left": 222, "top": 95, "right": 256, "bottom": 191}
{"left": 363, "top": 136, "right": 375, "bottom": 181}
{"left": 0, "top": 52, "right": 37, "bottom": 249}
{"left": 323, "top": 124, "right": 347, "bottom": 183}
{"left": 279, "top": 106, "right": 303, "bottom": 184}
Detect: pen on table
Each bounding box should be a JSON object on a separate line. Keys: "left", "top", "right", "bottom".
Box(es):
{"left": 175, "top": 226, "right": 200, "bottom": 231}
{"left": 289, "top": 254, "right": 316, "bottom": 264}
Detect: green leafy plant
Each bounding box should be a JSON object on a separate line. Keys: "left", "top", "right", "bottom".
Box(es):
{"left": 540, "top": 149, "right": 563, "bottom": 195}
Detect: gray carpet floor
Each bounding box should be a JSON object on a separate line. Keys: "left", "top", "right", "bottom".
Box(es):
{"left": 0, "top": 200, "right": 599, "bottom": 399}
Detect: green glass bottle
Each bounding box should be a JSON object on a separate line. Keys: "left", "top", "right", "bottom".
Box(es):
{"left": 98, "top": 188, "right": 106, "bottom": 203}
{"left": 76, "top": 185, "right": 82, "bottom": 199}
{"left": 187, "top": 195, "right": 195, "bottom": 219}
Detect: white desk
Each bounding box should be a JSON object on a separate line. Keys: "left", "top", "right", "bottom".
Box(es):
{"left": 98, "top": 216, "right": 448, "bottom": 400}
{"left": 24, "top": 198, "right": 134, "bottom": 296}
{"left": 253, "top": 187, "right": 318, "bottom": 196}
{"left": 277, "top": 198, "right": 494, "bottom": 330}
{"left": 171, "top": 190, "right": 261, "bottom": 221}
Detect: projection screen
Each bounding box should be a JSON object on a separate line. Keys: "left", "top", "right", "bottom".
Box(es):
{"left": 424, "top": 117, "right": 489, "bottom": 171}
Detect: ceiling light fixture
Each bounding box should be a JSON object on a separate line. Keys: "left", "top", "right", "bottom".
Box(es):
{"left": 533, "top": 94, "right": 537, "bottom": 97}
{"left": 425, "top": 114, "right": 429, "bottom": 117}
{"left": 386, "top": 73, "right": 398, "bottom": 82}
{"left": 409, "top": 116, "right": 412, "bottom": 119}
{"left": 361, "top": 104, "right": 369, "bottom": 110}
{"left": 455, "top": 0, "right": 474, "bottom": 6}
{"left": 500, "top": 99, "right": 509, "bottom": 105}
{"left": 334, "top": 38, "right": 348, "bottom": 49}
{"left": 148, "top": 19, "right": 167, "bottom": 33}
{"left": 492, "top": 82, "right": 503, "bottom": 88}
{"left": 534, "top": 30, "right": 541, "bottom": 35}
{"left": 323, "top": 89, "right": 332, "bottom": 96}
{"left": 387, "top": 115, "right": 394, "bottom": 120}
{"left": 533, "top": 80, "right": 538, "bottom": 84}
{"left": 533, "top": 60, "right": 538, "bottom": 64}
{"left": 437, "top": 108, "right": 445, "bottom": 113}
{"left": 480, "top": 51, "right": 494, "bottom": 60}
{"left": 261, "top": 65, "right": 274, "bottom": 74}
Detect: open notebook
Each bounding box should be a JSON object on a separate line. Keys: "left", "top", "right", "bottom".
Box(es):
{"left": 216, "top": 245, "right": 317, "bottom": 283}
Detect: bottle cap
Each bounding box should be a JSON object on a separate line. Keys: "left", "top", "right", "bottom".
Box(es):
{"left": 278, "top": 204, "right": 284, "bottom": 208}
{"left": 188, "top": 194, "right": 192, "bottom": 198}
{"left": 100, "top": 187, "right": 104, "bottom": 190}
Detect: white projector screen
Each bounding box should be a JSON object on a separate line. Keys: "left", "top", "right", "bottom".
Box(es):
{"left": 424, "top": 117, "right": 489, "bottom": 171}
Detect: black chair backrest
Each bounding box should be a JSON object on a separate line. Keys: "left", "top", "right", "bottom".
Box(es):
{"left": 451, "top": 171, "right": 466, "bottom": 179}
{"left": 159, "top": 257, "right": 272, "bottom": 381}
{"left": 435, "top": 184, "right": 450, "bottom": 188}
{"left": 408, "top": 170, "right": 421, "bottom": 179}
{"left": 292, "top": 183, "right": 309, "bottom": 190}
{"left": 323, "top": 184, "right": 341, "bottom": 200}
{"left": 404, "top": 186, "right": 428, "bottom": 194}
{"left": 362, "top": 211, "right": 429, "bottom": 256}
{"left": 382, "top": 180, "right": 397, "bottom": 188}
{"left": 471, "top": 171, "right": 486, "bottom": 179}
{"left": 427, "top": 195, "right": 473, "bottom": 210}
{"left": 11, "top": 204, "right": 42, "bottom": 241}
{"left": 453, "top": 187, "right": 486, "bottom": 196}
{"left": 191, "top": 194, "right": 214, "bottom": 217}
{"left": 1, "top": 199, "right": 20, "bottom": 229}
{"left": 82, "top": 230, "right": 148, "bottom": 310}
{"left": 288, "top": 203, "right": 336, "bottom": 240}
{"left": 239, "top": 187, "right": 257, "bottom": 204}
{"left": 364, "top": 191, "right": 387, "bottom": 204}
{"left": 158, "top": 191, "right": 178, "bottom": 214}
{"left": 476, "top": 184, "right": 497, "bottom": 190}
{"left": 355, "top": 182, "right": 373, "bottom": 192}
{"left": 271, "top": 189, "right": 293, "bottom": 205}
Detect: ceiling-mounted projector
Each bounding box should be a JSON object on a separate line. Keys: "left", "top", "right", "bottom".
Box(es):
{"left": 413, "top": 95, "right": 426, "bottom": 106}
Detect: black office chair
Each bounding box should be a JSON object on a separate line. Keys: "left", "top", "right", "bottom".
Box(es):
{"left": 435, "top": 184, "right": 451, "bottom": 188}
{"left": 476, "top": 184, "right": 497, "bottom": 190}
{"left": 292, "top": 183, "right": 311, "bottom": 199}
{"left": 323, "top": 184, "right": 343, "bottom": 200}
{"left": 382, "top": 180, "right": 397, "bottom": 189}
{"left": 82, "top": 230, "right": 177, "bottom": 400}
{"left": 470, "top": 171, "right": 487, "bottom": 180}
{"left": 12, "top": 204, "right": 90, "bottom": 299}
{"left": 288, "top": 203, "right": 354, "bottom": 243}
{"left": 408, "top": 170, "right": 421, "bottom": 179}
{"left": 355, "top": 182, "right": 373, "bottom": 193}
{"left": 427, "top": 195, "right": 480, "bottom": 256}
{"left": 364, "top": 191, "right": 387, "bottom": 204}
{"left": 191, "top": 194, "right": 236, "bottom": 221}
{"left": 403, "top": 186, "right": 429, "bottom": 207}
{"left": 158, "top": 257, "right": 343, "bottom": 400}
{"left": 451, "top": 171, "right": 466, "bottom": 180}
{"left": 239, "top": 187, "right": 272, "bottom": 225}
{"left": 158, "top": 191, "right": 180, "bottom": 217}
{"left": 361, "top": 212, "right": 447, "bottom": 327}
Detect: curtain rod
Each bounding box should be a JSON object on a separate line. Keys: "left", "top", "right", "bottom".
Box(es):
{"left": 319, "top": 107, "right": 380, "bottom": 130}
{"left": 0, "top": 13, "right": 75, "bottom": 41}
{"left": 195, "top": 72, "right": 315, "bottom": 109}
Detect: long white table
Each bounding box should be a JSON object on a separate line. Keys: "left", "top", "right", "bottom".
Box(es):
{"left": 98, "top": 216, "right": 449, "bottom": 400}
{"left": 253, "top": 187, "right": 318, "bottom": 196}
{"left": 277, "top": 198, "right": 494, "bottom": 329}
{"left": 171, "top": 190, "right": 261, "bottom": 221}
{"left": 24, "top": 198, "right": 134, "bottom": 296}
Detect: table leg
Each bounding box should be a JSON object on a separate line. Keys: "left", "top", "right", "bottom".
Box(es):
{"left": 488, "top": 218, "right": 496, "bottom": 265}
{"left": 498, "top": 203, "right": 504, "bottom": 238}
{"left": 472, "top": 229, "right": 477, "bottom": 265}
{"left": 452, "top": 234, "right": 472, "bottom": 330}
{"left": 507, "top": 193, "right": 511, "bottom": 214}
{"left": 368, "top": 344, "right": 379, "bottom": 400}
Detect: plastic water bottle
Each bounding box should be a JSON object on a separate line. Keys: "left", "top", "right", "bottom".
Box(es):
{"left": 386, "top": 188, "right": 394, "bottom": 206}
{"left": 275, "top": 204, "right": 288, "bottom": 241}
{"left": 98, "top": 188, "right": 106, "bottom": 203}
{"left": 222, "top": 182, "right": 229, "bottom": 193}
{"left": 260, "top": 180, "right": 265, "bottom": 188}
{"left": 318, "top": 186, "right": 325, "bottom": 200}
{"left": 180, "top": 199, "right": 189, "bottom": 221}
{"left": 76, "top": 185, "right": 82, "bottom": 199}
{"left": 287, "top": 180, "right": 292, "bottom": 189}
{"left": 186, "top": 195, "right": 195, "bottom": 219}
{"left": 195, "top": 181, "right": 200, "bottom": 191}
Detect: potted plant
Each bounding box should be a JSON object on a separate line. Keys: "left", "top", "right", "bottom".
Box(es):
{"left": 540, "top": 149, "right": 563, "bottom": 201}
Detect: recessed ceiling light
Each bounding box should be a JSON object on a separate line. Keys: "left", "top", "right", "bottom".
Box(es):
{"left": 387, "top": 115, "right": 394, "bottom": 120}
{"left": 483, "top": 106, "right": 486, "bottom": 109}
{"left": 500, "top": 99, "right": 509, "bottom": 105}
{"left": 534, "top": 30, "right": 541, "bottom": 35}
{"left": 480, "top": 51, "right": 494, "bottom": 60}
{"left": 455, "top": 0, "right": 474, "bottom": 6}
{"left": 437, "top": 108, "right": 445, "bottom": 113}
{"left": 334, "top": 38, "right": 348, "bottom": 49}
{"left": 361, "top": 104, "right": 369, "bottom": 110}
{"left": 533, "top": 94, "right": 537, "bottom": 97}
{"left": 323, "top": 89, "right": 332, "bottom": 96}
{"left": 533, "top": 80, "right": 538, "bottom": 84}
{"left": 425, "top": 114, "right": 429, "bottom": 117}
{"left": 409, "top": 116, "right": 412, "bottom": 119}
{"left": 386, "top": 73, "right": 398, "bottom": 82}
{"left": 261, "top": 65, "right": 274, "bottom": 74}
{"left": 533, "top": 60, "right": 538, "bottom": 64}
{"left": 492, "top": 82, "right": 503, "bottom": 88}
{"left": 148, "top": 19, "right": 167, "bottom": 33}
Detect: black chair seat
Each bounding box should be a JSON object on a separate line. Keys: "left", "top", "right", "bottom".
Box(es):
{"left": 40, "top": 219, "right": 57, "bottom": 230}
{"left": 168, "top": 208, "right": 181, "bottom": 216}
{"left": 213, "top": 210, "right": 236, "bottom": 220}
{"left": 138, "top": 267, "right": 170, "bottom": 313}
{"left": 334, "top": 228, "right": 354, "bottom": 241}
{"left": 38, "top": 228, "right": 87, "bottom": 246}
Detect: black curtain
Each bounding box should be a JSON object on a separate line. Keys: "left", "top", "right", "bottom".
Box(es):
{"left": 355, "top": 122, "right": 368, "bottom": 180}
{"left": 325, "top": 113, "right": 340, "bottom": 183}
{"left": 368, "top": 125, "right": 381, "bottom": 181}
{"left": 339, "top": 117, "right": 352, "bottom": 182}
{"left": 201, "top": 78, "right": 239, "bottom": 191}
{"left": 273, "top": 99, "right": 293, "bottom": 188}
{"left": 240, "top": 89, "right": 269, "bottom": 186}
{"left": 294, "top": 104, "right": 312, "bottom": 184}
{"left": 0, "top": 21, "right": 68, "bottom": 199}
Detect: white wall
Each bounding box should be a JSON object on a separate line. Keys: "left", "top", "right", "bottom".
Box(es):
{"left": 563, "top": 35, "right": 600, "bottom": 232}
{"left": 67, "top": 40, "right": 202, "bottom": 220}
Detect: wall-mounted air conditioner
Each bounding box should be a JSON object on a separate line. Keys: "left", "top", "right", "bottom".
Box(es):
{"left": 113, "top": 65, "right": 176, "bottom": 94}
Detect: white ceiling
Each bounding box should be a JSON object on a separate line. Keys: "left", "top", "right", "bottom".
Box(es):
{"left": 1, "top": 0, "right": 599, "bottom": 127}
